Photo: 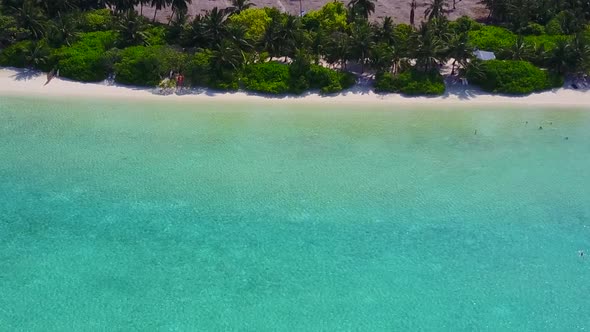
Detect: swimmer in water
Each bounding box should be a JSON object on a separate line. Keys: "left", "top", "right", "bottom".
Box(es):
{"left": 580, "top": 250, "right": 584, "bottom": 257}
{"left": 539, "top": 126, "right": 543, "bottom": 130}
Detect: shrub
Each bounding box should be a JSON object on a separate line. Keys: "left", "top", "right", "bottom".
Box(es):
{"left": 0, "top": 14, "right": 30, "bottom": 47}
{"left": 303, "top": 1, "right": 348, "bottom": 32}
{"left": 466, "top": 60, "right": 563, "bottom": 95}
{"left": 468, "top": 26, "right": 516, "bottom": 53}
{"left": 306, "top": 65, "right": 355, "bottom": 94}
{"left": 522, "top": 22, "right": 545, "bottom": 35}
{"left": 51, "top": 31, "right": 119, "bottom": 82}
{"left": 0, "top": 40, "right": 51, "bottom": 70}
{"left": 114, "top": 46, "right": 187, "bottom": 86}
{"left": 227, "top": 8, "right": 272, "bottom": 41}
{"left": 374, "top": 69, "right": 445, "bottom": 96}
{"left": 523, "top": 34, "right": 571, "bottom": 52}
{"left": 545, "top": 18, "right": 563, "bottom": 35}
{"left": 185, "top": 50, "right": 214, "bottom": 87}
{"left": 80, "top": 9, "right": 114, "bottom": 32}
{"left": 144, "top": 26, "right": 167, "bottom": 46}
{"left": 241, "top": 61, "right": 291, "bottom": 94}
{"left": 451, "top": 16, "right": 482, "bottom": 33}
{"left": 0, "top": 40, "right": 32, "bottom": 67}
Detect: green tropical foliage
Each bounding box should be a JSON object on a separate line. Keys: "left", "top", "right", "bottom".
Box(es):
{"left": 2, "top": 0, "right": 590, "bottom": 96}
{"left": 374, "top": 69, "right": 445, "bottom": 95}
{"left": 466, "top": 60, "right": 563, "bottom": 94}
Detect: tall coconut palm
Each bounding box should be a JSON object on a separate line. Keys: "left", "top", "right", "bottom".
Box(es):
{"left": 50, "top": 13, "right": 79, "bottom": 46}
{"left": 375, "top": 16, "right": 395, "bottom": 44}
{"left": 424, "top": 0, "right": 448, "bottom": 21}
{"left": 502, "top": 36, "right": 533, "bottom": 60}
{"left": 570, "top": 33, "right": 590, "bottom": 74}
{"left": 150, "top": 0, "right": 169, "bottom": 22}
{"left": 282, "top": 14, "right": 304, "bottom": 57}
{"left": 409, "top": 0, "right": 417, "bottom": 26}
{"left": 369, "top": 42, "right": 394, "bottom": 72}
{"left": 202, "top": 7, "right": 231, "bottom": 48}
{"left": 228, "top": 0, "right": 255, "bottom": 14}
{"left": 324, "top": 31, "right": 350, "bottom": 70}
{"left": 259, "top": 15, "right": 283, "bottom": 58}
{"left": 117, "top": 9, "right": 148, "bottom": 46}
{"left": 546, "top": 38, "right": 571, "bottom": 75}
{"left": 349, "top": 20, "right": 374, "bottom": 72}
{"left": 25, "top": 40, "right": 49, "bottom": 68}
{"left": 139, "top": 0, "right": 149, "bottom": 15}
{"left": 411, "top": 23, "right": 447, "bottom": 72}
{"left": 11, "top": 0, "right": 47, "bottom": 39}
{"left": 348, "top": 0, "right": 376, "bottom": 20}
{"left": 447, "top": 31, "right": 471, "bottom": 75}
{"left": 168, "top": 0, "right": 191, "bottom": 24}
{"left": 211, "top": 39, "right": 244, "bottom": 76}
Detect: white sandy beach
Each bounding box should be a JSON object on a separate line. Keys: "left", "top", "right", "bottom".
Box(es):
{"left": 1, "top": 67, "right": 589, "bottom": 108}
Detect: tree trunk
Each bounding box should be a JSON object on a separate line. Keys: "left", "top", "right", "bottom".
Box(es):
{"left": 451, "top": 59, "right": 456, "bottom": 75}
{"left": 361, "top": 52, "right": 365, "bottom": 73}
{"left": 168, "top": 8, "right": 175, "bottom": 25}
{"left": 153, "top": 9, "right": 158, "bottom": 22}
{"left": 140, "top": 3, "right": 143, "bottom": 15}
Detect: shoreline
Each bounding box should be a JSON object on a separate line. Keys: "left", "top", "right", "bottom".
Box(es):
{"left": 1, "top": 68, "right": 590, "bottom": 109}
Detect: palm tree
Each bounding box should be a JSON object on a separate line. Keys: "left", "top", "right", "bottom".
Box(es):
{"left": 479, "top": 0, "right": 510, "bottom": 22}
{"left": 282, "top": 15, "right": 304, "bottom": 58}
{"left": 348, "top": 0, "right": 376, "bottom": 20}
{"left": 375, "top": 16, "right": 395, "bottom": 44}
{"left": 168, "top": 6, "right": 189, "bottom": 43}
{"left": 50, "top": 13, "right": 79, "bottom": 46}
{"left": 369, "top": 42, "right": 394, "bottom": 72}
{"left": 168, "top": 0, "right": 192, "bottom": 24}
{"left": 503, "top": 36, "right": 532, "bottom": 60}
{"left": 569, "top": 33, "right": 590, "bottom": 74}
{"left": 410, "top": 0, "right": 417, "bottom": 26}
{"left": 11, "top": 0, "right": 47, "bottom": 40}
{"left": 259, "top": 15, "right": 283, "bottom": 58}
{"left": 202, "top": 7, "right": 231, "bottom": 48}
{"left": 226, "top": 22, "right": 253, "bottom": 51}
{"left": 108, "top": 0, "right": 139, "bottom": 13}
{"left": 424, "top": 0, "right": 448, "bottom": 21}
{"left": 546, "top": 38, "right": 571, "bottom": 75}
{"left": 183, "top": 14, "right": 206, "bottom": 47}
{"left": 411, "top": 23, "right": 446, "bottom": 72}
{"left": 211, "top": 39, "right": 244, "bottom": 76}
{"left": 447, "top": 31, "right": 471, "bottom": 75}
{"left": 116, "top": 9, "right": 148, "bottom": 46}
{"left": 139, "top": 0, "right": 150, "bottom": 15}
{"left": 228, "top": 0, "right": 255, "bottom": 14}
{"left": 349, "top": 20, "right": 374, "bottom": 72}
{"left": 38, "top": 0, "right": 76, "bottom": 16}
{"left": 324, "top": 31, "right": 350, "bottom": 70}
{"left": 25, "top": 40, "right": 49, "bottom": 68}
{"left": 150, "top": 0, "right": 169, "bottom": 22}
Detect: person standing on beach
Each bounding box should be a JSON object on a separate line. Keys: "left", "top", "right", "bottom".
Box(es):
{"left": 176, "top": 73, "right": 184, "bottom": 93}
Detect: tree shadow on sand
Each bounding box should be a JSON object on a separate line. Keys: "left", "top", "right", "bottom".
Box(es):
{"left": 10, "top": 68, "right": 42, "bottom": 81}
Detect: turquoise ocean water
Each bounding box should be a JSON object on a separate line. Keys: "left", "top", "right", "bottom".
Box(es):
{"left": 1, "top": 96, "right": 589, "bottom": 330}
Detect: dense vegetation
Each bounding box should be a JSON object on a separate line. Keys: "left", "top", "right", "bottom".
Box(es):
{"left": 1, "top": 0, "right": 590, "bottom": 95}
{"left": 375, "top": 69, "right": 445, "bottom": 95}
{"left": 467, "top": 60, "right": 563, "bottom": 94}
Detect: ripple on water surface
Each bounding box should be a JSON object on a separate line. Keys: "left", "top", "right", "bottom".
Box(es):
{"left": 0, "top": 96, "right": 589, "bottom": 330}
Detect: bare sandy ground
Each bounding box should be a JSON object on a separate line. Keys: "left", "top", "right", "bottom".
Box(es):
{"left": 2, "top": 68, "right": 589, "bottom": 109}
{"left": 140, "top": 0, "right": 489, "bottom": 24}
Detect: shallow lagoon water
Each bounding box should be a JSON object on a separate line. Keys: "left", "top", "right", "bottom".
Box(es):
{"left": 1, "top": 96, "right": 589, "bottom": 330}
